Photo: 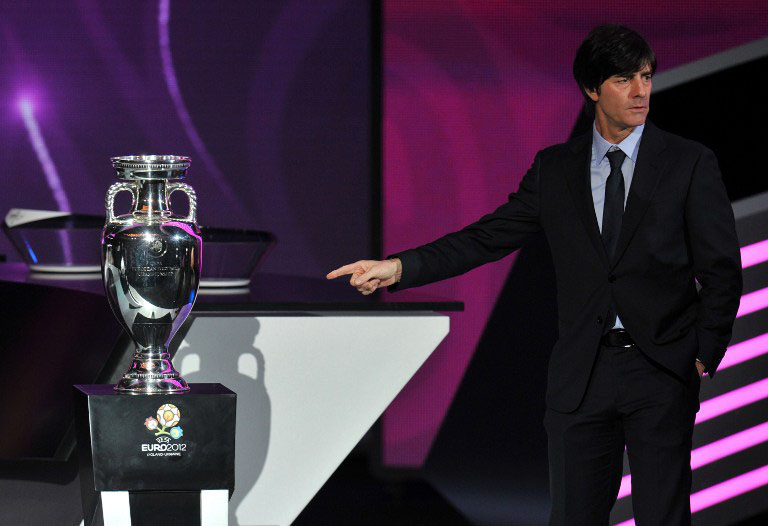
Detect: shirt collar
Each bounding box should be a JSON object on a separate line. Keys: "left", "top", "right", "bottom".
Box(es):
{"left": 592, "top": 122, "right": 644, "bottom": 164}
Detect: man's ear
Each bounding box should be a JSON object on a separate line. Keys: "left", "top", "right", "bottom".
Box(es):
{"left": 585, "top": 85, "right": 599, "bottom": 102}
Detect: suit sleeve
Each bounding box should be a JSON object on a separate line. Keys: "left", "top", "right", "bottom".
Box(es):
{"left": 389, "top": 152, "right": 543, "bottom": 291}
{"left": 685, "top": 147, "right": 743, "bottom": 377}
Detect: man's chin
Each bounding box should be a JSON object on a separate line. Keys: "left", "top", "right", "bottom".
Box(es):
{"left": 629, "top": 113, "right": 648, "bottom": 126}
{"left": 622, "top": 117, "right": 646, "bottom": 130}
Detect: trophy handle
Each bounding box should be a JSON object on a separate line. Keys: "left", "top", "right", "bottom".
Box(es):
{"left": 106, "top": 182, "right": 137, "bottom": 223}
{"left": 167, "top": 182, "right": 197, "bottom": 223}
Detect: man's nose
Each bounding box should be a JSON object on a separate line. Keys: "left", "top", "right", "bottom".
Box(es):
{"left": 631, "top": 78, "right": 648, "bottom": 98}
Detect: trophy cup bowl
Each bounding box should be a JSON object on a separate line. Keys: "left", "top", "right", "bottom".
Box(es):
{"left": 102, "top": 155, "right": 202, "bottom": 394}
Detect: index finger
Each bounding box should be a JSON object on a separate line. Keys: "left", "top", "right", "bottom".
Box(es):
{"left": 326, "top": 263, "right": 359, "bottom": 280}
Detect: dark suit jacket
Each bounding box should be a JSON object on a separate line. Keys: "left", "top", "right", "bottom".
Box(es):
{"left": 391, "top": 122, "right": 743, "bottom": 412}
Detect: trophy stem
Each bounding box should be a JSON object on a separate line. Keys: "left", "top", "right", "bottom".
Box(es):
{"left": 115, "top": 347, "right": 190, "bottom": 394}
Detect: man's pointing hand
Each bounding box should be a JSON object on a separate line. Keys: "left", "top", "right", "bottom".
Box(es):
{"left": 326, "top": 258, "right": 402, "bottom": 295}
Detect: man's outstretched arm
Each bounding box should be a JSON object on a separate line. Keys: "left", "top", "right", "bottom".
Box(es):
{"left": 327, "top": 151, "right": 544, "bottom": 294}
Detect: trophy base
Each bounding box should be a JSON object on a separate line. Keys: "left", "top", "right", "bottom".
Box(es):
{"left": 115, "top": 376, "right": 190, "bottom": 394}
{"left": 115, "top": 351, "right": 190, "bottom": 394}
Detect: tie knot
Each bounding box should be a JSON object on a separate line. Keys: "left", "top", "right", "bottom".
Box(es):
{"left": 606, "top": 148, "right": 626, "bottom": 172}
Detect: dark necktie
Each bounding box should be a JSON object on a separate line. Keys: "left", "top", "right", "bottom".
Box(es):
{"left": 602, "top": 148, "right": 626, "bottom": 331}
{"left": 602, "top": 148, "right": 626, "bottom": 260}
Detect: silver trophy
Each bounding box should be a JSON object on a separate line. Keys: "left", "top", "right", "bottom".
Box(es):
{"left": 102, "top": 155, "right": 201, "bottom": 393}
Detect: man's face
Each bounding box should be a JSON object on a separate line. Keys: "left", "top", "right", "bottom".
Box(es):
{"left": 587, "top": 64, "right": 652, "bottom": 131}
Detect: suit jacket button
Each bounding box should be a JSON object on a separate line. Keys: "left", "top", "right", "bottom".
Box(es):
{"left": 597, "top": 316, "right": 604, "bottom": 324}
{"left": 608, "top": 275, "right": 616, "bottom": 283}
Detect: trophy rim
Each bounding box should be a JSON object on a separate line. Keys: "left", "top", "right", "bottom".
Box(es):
{"left": 111, "top": 155, "right": 191, "bottom": 179}
{"left": 111, "top": 154, "right": 190, "bottom": 163}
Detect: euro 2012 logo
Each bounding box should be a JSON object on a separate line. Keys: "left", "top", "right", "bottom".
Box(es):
{"left": 141, "top": 404, "right": 187, "bottom": 456}
{"left": 144, "top": 404, "right": 184, "bottom": 440}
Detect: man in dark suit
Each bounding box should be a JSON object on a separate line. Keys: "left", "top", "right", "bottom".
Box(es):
{"left": 327, "top": 25, "right": 742, "bottom": 525}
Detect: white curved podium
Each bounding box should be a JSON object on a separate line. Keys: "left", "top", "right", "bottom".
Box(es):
{"left": 175, "top": 313, "right": 450, "bottom": 526}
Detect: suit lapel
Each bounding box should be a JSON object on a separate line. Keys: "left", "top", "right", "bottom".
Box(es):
{"left": 564, "top": 133, "right": 609, "bottom": 269}
{"left": 610, "top": 122, "right": 667, "bottom": 268}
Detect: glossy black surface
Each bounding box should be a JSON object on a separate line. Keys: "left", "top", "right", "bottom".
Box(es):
{"left": 0, "top": 263, "right": 463, "bottom": 312}
{"left": 0, "top": 280, "right": 122, "bottom": 460}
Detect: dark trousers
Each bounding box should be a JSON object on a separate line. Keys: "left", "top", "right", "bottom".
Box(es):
{"left": 544, "top": 343, "right": 701, "bottom": 525}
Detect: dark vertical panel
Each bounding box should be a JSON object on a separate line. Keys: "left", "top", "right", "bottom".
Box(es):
{"left": 371, "top": 0, "right": 383, "bottom": 260}
{"left": 650, "top": 54, "right": 768, "bottom": 201}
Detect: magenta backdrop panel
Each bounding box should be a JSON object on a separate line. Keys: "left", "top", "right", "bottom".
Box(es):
{"left": 382, "top": 0, "right": 768, "bottom": 467}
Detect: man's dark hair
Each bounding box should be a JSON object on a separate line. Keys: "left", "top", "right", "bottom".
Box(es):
{"left": 573, "top": 24, "right": 656, "bottom": 113}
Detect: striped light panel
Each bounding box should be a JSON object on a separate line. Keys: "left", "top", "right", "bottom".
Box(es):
{"left": 615, "top": 466, "right": 768, "bottom": 526}
{"left": 741, "top": 239, "right": 768, "bottom": 269}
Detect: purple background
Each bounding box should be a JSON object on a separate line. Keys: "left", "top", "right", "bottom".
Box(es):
{"left": 0, "top": 0, "right": 372, "bottom": 277}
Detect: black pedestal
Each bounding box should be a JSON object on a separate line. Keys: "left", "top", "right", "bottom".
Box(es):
{"left": 74, "top": 383, "right": 236, "bottom": 525}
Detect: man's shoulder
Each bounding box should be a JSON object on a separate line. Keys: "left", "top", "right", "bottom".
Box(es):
{"left": 646, "top": 122, "right": 714, "bottom": 157}
{"left": 537, "top": 132, "right": 590, "bottom": 160}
